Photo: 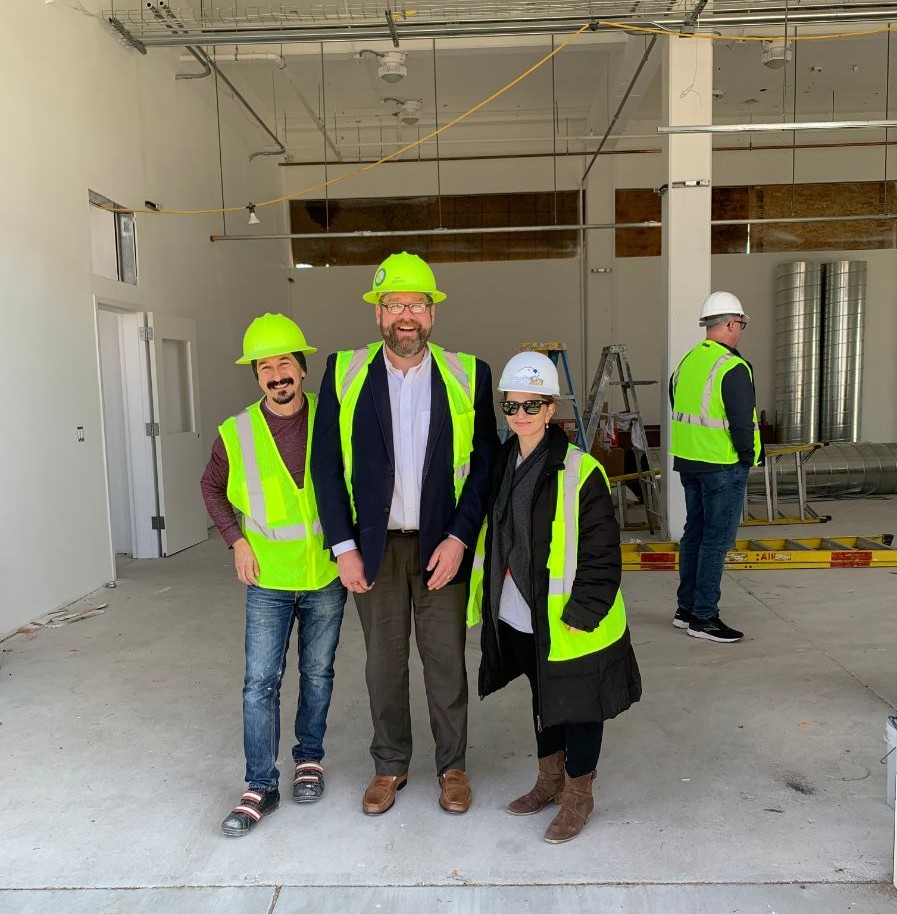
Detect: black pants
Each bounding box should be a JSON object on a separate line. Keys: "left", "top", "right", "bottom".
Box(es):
{"left": 499, "top": 620, "right": 603, "bottom": 778}
{"left": 354, "top": 532, "right": 468, "bottom": 777}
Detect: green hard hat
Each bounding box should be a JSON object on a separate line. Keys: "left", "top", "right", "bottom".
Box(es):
{"left": 236, "top": 313, "right": 317, "bottom": 365}
{"left": 362, "top": 251, "right": 446, "bottom": 305}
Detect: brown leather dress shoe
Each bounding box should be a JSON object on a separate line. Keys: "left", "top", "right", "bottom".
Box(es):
{"left": 438, "top": 769, "right": 472, "bottom": 814}
{"left": 362, "top": 774, "right": 407, "bottom": 815}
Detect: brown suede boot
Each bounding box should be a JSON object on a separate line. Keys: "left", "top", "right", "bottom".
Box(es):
{"left": 506, "top": 751, "right": 565, "bottom": 816}
{"left": 543, "top": 771, "right": 595, "bottom": 843}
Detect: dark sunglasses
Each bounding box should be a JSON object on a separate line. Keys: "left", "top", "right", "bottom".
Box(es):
{"left": 500, "top": 399, "right": 548, "bottom": 416}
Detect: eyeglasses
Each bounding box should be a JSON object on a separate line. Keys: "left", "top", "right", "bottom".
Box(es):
{"left": 380, "top": 299, "right": 431, "bottom": 315}
{"left": 500, "top": 399, "right": 548, "bottom": 416}
{"left": 731, "top": 319, "right": 747, "bottom": 329}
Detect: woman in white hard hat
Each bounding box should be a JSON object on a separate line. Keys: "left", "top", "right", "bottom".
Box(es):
{"left": 467, "top": 352, "right": 641, "bottom": 844}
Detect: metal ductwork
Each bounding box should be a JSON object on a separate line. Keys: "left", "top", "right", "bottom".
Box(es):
{"left": 774, "top": 262, "right": 822, "bottom": 444}
{"left": 748, "top": 442, "right": 897, "bottom": 497}
{"left": 774, "top": 259, "right": 867, "bottom": 444}
{"left": 820, "top": 260, "right": 866, "bottom": 443}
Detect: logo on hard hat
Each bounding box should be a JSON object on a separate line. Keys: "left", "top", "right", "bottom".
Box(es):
{"left": 374, "top": 268, "right": 386, "bottom": 286}
{"left": 510, "top": 366, "right": 544, "bottom": 387}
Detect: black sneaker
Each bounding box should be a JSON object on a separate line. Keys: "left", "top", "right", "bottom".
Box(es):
{"left": 673, "top": 607, "right": 694, "bottom": 629}
{"left": 221, "top": 788, "right": 280, "bottom": 836}
{"left": 687, "top": 616, "right": 743, "bottom": 643}
{"left": 292, "top": 761, "right": 325, "bottom": 803}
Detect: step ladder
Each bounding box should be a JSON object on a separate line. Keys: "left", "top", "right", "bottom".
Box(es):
{"left": 583, "top": 344, "right": 664, "bottom": 535}
{"left": 517, "top": 342, "right": 665, "bottom": 536}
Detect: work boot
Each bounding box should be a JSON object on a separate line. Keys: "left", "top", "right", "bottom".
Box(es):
{"left": 543, "top": 771, "right": 595, "bottom": 844}
{"left": 506, "top": 750, "right": 565, "bottom": 816}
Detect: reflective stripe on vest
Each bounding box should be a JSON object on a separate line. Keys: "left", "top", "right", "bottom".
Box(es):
{"left": 670, "top": 341, "right": 761, "bottom": 464}
{"left": 219, "top": 394, "right": 338, "bottom": 591}
{"left": 466, "top": 445, "right": 628, "bottom": 663}
{"left": 334, "top": 342, "right": 477, "bottom": 521}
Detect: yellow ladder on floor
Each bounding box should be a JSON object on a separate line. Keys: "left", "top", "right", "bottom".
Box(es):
{"left": 621, "top": 534, "right": 897, "bottom": 571}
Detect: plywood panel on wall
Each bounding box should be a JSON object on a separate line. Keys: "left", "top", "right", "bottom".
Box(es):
{"left": 290, "top": 191, "right": 580, "bottom": 266}
{"left": 615, "top": 181, "right": 896, "bottom": 257}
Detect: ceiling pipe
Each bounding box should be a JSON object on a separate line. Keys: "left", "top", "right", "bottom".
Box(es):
{"left": 129, "top": 3, "right": 897, "bottom": 48}
{"left": 153, "top": 3, "right": 284, "bottom": 160}
{"left": 133, "top": 7, "right": 897, "bottom": 47}
{"left": 276, "top": 134, "right": 897, "bottom": 165}
{"left": 660, "top": 119, "right": 897, "bottom": 134}
{"left": 153, "top": 3, "right": 209, "bottom": 79}
{"left": 210, "top": 210, "right": 897, "bottom": 243}
{"left": 178, "top": 47, "right": 211, "bottom": 80}
{"left": 198, "top": 50, "right": 285, "bottom": 160}
{"left": 183, "top": 50, "right": 343, "bottom": 162}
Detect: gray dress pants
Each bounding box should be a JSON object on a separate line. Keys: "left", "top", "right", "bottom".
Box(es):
{"left": 354, "top": 531, "right": 468, "bottom": 776}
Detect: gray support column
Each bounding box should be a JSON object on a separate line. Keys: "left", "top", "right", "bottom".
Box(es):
{"left": 661, "top": 34, "right": 713, "bottom": 540}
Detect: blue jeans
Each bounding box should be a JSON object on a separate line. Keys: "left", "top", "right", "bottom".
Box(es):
{"left": 243, "top": 577, "right": 346, "bottom": 792}
{"left": 677, "top": 465, "right": 749, "bottom": 621}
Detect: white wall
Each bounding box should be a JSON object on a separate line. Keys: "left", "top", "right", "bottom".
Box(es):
{"left": 0, "top": 2, "right": 292, "bottom": 635}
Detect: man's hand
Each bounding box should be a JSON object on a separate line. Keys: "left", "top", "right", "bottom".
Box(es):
{"left": 337, "top": 549, "right": 372, "bottom": 593}
{"left": 426, "top": 537, "right": 465, "bottom": 591}
{"left": 233, "top": 538, "right": 259, "bottom": 586}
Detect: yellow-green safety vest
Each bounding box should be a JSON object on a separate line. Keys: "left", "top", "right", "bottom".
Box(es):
{"left": 219, "top": 393, "right": 338, "bottom": 591}
{"left": 670, "top": 340, "right": 762, "bottom": 465}
{"left": 333, "top": 342, "right": 477, "bottom": 521}
{"left": 466, "top": 444, "right": 628, "bottom": 662}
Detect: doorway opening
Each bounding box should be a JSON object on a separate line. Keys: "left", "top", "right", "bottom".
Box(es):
{"left": 94, "top": 304, "right": 208, "bottom": 566}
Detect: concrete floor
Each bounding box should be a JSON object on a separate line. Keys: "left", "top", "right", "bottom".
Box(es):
{"left": 2, "top": 496, "right": 897, "bottom": 912}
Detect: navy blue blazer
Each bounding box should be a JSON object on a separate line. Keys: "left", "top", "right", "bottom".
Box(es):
{"left": 311, "top": 343, "right": 499, "bottom": 586}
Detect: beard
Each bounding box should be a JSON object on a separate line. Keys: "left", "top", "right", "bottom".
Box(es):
{"left": 267, "top": 378, "right": 296, "bottom": 404}
{"left": 380, "top": 318, "right": 430, "bottom": 358}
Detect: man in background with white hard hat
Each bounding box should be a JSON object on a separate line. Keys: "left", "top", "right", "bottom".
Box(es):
{"left": 201, "top": 313, "right": 347, "bottom": 836}
{"left": 312, "top": 252, "right": 499, "bottom": 817}
{"left": 669, "top": 292, "right": 763, "bottom": 643}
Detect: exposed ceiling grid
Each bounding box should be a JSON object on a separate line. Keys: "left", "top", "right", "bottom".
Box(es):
{"left": 104, "top": 2, "right": 897, "bottom": 164}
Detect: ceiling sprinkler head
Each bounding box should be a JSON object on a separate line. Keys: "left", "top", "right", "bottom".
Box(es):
{"left": 761, "top": 39, "right": 792, "bottom": 70}
{"left": 378, "top": 51, "right": 407, "bottom": 84}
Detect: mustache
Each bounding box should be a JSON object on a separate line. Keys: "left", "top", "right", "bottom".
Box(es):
{"left": 266, "top": 378, "right": 295, "bottom": 391}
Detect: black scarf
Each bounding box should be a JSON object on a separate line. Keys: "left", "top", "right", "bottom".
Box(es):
{"left": 489, "top": 435, "right": 550, "bottom": 619}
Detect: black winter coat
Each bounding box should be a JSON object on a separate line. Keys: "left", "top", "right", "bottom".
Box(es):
{"left": 478, "top": 425, "right": 642, "bottom": 728}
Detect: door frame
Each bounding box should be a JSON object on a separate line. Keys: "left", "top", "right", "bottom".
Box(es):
{"left": 93, "top": 298, "right": 161, "bottom": 562}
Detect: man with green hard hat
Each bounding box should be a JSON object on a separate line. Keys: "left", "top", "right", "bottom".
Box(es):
{"left": 201, "top": 313, "right": 347, "bottom": 836}
{"left": 312, "top": 252, "right": 499, "bottom": 817}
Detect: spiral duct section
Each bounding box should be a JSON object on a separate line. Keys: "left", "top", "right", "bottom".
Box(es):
{"left": 774, "top": 262, "right": 822, "bottom": 444}
{"left": 820, "top": 260, "right": 866, "bottom": 443}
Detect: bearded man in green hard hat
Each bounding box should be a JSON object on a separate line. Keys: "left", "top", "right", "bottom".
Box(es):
{"left": 200, "top": 313, "right": 347, "bottom": 836}
{"left": 312, "top": 252, "right": 500, "bottom": 817}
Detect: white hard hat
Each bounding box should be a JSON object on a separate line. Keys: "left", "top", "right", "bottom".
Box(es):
{"left": 498, "top": 351, "right": 560, "bottom": 397}
{"left": 699, "top": 291, "right": 749, "bottom": 326}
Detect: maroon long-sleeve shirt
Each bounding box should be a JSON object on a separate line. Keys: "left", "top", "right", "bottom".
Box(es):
{"left": 200, "top": 397, "right": 309, "bottom": 548}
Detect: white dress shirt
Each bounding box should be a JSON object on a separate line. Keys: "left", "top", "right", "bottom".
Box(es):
{"left": 331, "top": 346, "right": 432, "bottom": 557}
{"left": 384, "top": 347, "right": 432, "bottom": 531}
